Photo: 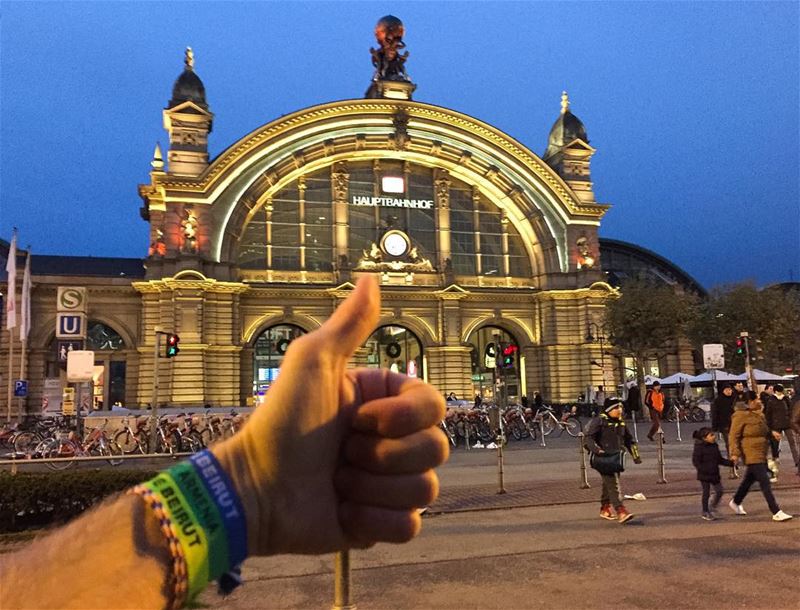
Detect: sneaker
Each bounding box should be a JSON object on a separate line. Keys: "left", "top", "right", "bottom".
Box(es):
{"left": 702, "top": 512, "right": 716, "bottom": 521}
{"left": 769, "top": 475, "right": 778, "bottom": 483}
{"left": 772, "top": 510, "right": 793, "bottom": 522}
{"left": 729, "top": 499, "right": 747, "bottom": 515}
{"left": 617, "top": 505, "right": 634, "bottom": 523}
{"left": 599, "top": 504, "right": 616, "bottom": 521}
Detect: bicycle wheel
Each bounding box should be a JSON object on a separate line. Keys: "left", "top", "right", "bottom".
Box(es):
{"left": 13, "top": 431, "right": 42, "bottom": 454}
{"left": 564, "top": 416, "right": 582, "bottom": 437}
{"left": 690, "top": 407, "right": 706, "bottom": 422}
{"left": 99, "top": 440, "right": 124, "bottom": 466}
{"left": 509, "top": 420, "right": 522, "bottom": 441}
{"left": 114, "top": 429, "right": 139, "bottom": 454}
{"left": 541, "top": 415, "right": 556, "bottom": 436}
{"left": 41, "top": 438, "right": 77, "bottom": 470}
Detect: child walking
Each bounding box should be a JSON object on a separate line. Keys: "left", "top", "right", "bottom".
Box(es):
{"left": 692, "top": 426, "right": 733, "bottom": 520}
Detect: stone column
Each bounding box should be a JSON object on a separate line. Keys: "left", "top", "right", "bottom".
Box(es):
{"left": 434, "top": 169, "right": 451, "bottom": 271}
{"left": 331, "top": 162, "right": 350, "bottom": 273}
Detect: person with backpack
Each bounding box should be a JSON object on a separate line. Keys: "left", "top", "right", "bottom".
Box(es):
{"left": 692, "top": 426, "right": 734, "bottom": 520}
{"left": 645, "top": 381, "right": 664, "bottom": 441}
{"left": 764, "top": 383, "right": 799, "bottom": 481}
{"left": 584, "top": 398, "right": 642, "bottom": 523}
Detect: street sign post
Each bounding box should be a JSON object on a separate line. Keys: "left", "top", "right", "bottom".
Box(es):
{"left": 13, "top": 380, "right": 28, "bottom": 398}
{"left": 702, "top": 344, "right": 725, "bottom": 369}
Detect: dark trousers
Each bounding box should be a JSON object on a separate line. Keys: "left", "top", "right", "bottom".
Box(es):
{"left": 769, "top": 436, "right": 780, "bottom": 460}
{"left": 600, "top": 473, "right": 623, "bottom": 509}
{"left": 732, "top": 463, "right": 780, "bottom": 514}
{"left": 700, "top": 481, "right": 724, "bottom": 512}
{"left": 647, "top": 408, "right": 661, "bottom": 439}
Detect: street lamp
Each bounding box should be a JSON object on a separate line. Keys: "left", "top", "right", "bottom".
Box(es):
{"left": 586, "top": 322, "right": 609, "bottom": 392}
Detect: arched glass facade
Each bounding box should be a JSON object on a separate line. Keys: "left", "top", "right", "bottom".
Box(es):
{"left": 236, "top": 161, "right": 532, "bottom": 280}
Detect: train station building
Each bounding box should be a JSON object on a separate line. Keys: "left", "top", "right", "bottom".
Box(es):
{"left": 1, "top": 20, "right": 701, "bottom": 414}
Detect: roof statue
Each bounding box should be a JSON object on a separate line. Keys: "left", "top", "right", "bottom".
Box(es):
{"left": 366, "top": 16, "right": 416, "bottom": 99}
{"left": 168, "top": 46, "right": 208, "bottom": 109}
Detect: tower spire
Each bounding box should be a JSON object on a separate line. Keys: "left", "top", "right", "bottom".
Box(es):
{"left": 561, "top": 90, "right": 570, "bottom": 114}
{"left": 185, "top": 47, "right": 194, "bottom": 71}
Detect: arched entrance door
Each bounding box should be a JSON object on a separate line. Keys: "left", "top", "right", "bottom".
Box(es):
{"left": 467, "top": 326, "right": 520, "bottom": 404}
{"left": 365, "top": 325, "right": 422, "bottom": 378}
{"left": 46, "top": 321, "right": 127, "bottom": 410}
{"left": 252, "top": 324, "right": 306, "bottom": 400}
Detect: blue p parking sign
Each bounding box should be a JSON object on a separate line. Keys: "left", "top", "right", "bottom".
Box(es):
{"left": 14, "top": 380, "right": 28, "bottom": 397}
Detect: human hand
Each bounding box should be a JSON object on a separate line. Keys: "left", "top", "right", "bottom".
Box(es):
{"left": 771, "top": 431, "right": 782, "bottom": 441}
{"left": 213, "top": 276, "right": 449, "bottom": 556}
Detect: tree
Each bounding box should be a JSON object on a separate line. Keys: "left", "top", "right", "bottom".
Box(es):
{"left": 604, "top": 279, "right": 697, "bottom": 412}
{"left": 688, "top": 283, "right": 800, "bottom": 373}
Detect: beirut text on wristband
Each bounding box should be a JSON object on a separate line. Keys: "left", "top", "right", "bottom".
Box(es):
{"left": 168, "top": 461, "right": 229, "bottom": 581}
{"left": 189, "top": 450, "right": 248, "bottom": 566}
{"left": 146, "top": 473, "right": 210, "bottom": 600}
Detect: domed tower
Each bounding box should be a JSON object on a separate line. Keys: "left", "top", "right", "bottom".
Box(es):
{"left": 543, "top": 92, "right": 596, "bottom": 204}
{"left": 163, "top": 47, "right": 214, "bottom": 176}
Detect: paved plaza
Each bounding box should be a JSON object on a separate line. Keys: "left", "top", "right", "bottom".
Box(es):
{"left": 198, "top": 423, "right": 800, "bottom": 609}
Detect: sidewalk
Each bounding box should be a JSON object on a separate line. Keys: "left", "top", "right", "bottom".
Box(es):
{"left": 430, "top": 470, "right": 800, "bottom": 513}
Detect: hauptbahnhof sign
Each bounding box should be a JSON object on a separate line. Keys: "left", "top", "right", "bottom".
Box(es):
{"left": 350, "top": 196, "right": 434, "bottom": 209}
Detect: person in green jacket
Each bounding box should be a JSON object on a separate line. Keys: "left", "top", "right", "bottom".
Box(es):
{"left": 728, "top": 391, "right": 793, "bottom": 521}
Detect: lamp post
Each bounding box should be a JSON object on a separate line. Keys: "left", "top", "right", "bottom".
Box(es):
{"left": 586, "top": 323, "right": 609, "bottom": 393}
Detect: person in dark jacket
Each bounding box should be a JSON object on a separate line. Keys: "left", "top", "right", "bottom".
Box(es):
{"left": 764, "top": 384, "right": 799, "bottom": 478}
{"left": 711, "top": 384, "right": 735, "bottom": 457}
{"left": 692, "top": 426, "right": 733, "bottom": 520}
{"left": 585, "top": 398, "right": 642, "bottom": 523}
{"left": 625, "top": 384, "right": 641, "bottom": 419}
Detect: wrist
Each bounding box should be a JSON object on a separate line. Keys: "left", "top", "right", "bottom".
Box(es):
{"left": 211, "top": 436, "right": 269, "bottom": 558}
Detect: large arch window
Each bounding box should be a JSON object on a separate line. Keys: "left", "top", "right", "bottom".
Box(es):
{"left": 253, "top": 324, "right": 306, "bottom": 397}
{"left": 467, "top": 325, "right": 520, "bottom": 403}
{"left": 365, "top": 325, "right": 422, "bottom": 378}
{"left": 236, "top": 161, "right": 532, "bottom": 279}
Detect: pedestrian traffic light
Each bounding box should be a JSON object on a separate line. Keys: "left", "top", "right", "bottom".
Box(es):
{"left": 735, "top": 337, "right": 745, "bottom": 356}
{"left": 502, "top": 343, "right": 518, "bottom": 369}
{"left": 754, "top": 339, "right": 763, "bottom": 362}
{"left": 165, "top": 333, "right": 180, "bottom": 358}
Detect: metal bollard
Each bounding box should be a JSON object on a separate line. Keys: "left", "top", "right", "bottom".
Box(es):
{"left": 631, "top": 410, "right": 639, "bottom": 443}
{"left": 464, "top": 421, "right": 470, "bottom": 451}
{"left": 332, "top": 551, "right": 355, "bottom": 610}
{"left": 578, "top": 432, "right": 591, "bottom": 489}
{"left": 539, "top": 417, "right": 546, "bottom": 447}
{"left": 675, "top": 410, "right": 682, "bottom": 442}
{"left": 496, "top": 433, "right": 507, "bottom": 495}
{"left": 656, "top": 429, "right": 667, "bottom": 484}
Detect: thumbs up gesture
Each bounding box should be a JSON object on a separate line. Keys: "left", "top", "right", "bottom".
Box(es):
{"left": 213, "top": 276, "right": 449, "bottom": 556}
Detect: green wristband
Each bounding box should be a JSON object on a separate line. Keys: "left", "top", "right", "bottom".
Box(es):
{"left": 168, "top": 461, "right": 230, "bottom": 581}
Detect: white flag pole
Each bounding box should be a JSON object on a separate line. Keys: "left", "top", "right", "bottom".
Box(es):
{"left": 5, "top": 230, "right": 18, "bottom": 421}
{"left": 19, "top": 247, "right": 31, "bottom": 417}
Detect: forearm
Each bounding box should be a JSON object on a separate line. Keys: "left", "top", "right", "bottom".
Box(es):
{"left": 0, "top": 494, "right": 171, "bottom": 610}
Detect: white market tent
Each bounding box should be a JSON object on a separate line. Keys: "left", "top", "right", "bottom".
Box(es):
{"left": 733, "top": 369, "right": 787, "bottom": 382}
{"left": 689, "top": 371, "right": 739, "bottom": 384}
{"left": 659, "top": 372, "right": 694, "bottom": 386}
{"left": 625, "top": 375, "right": 662, "bottom": 388}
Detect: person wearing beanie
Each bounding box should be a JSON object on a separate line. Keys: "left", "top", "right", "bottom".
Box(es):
{"left": 711, "top": 384, "right": 736, "bottom": 459}
{"left": 692, "top": 426, "right": 733, "bottom": 520}
{"left": 763, "top": 383, "right": 799, "bottom": 481}
{"left": 585, "top": 398, "right": 642, "bottom": 523}
{"left": 729, "top": 391, "right": 793, "bottom": 521}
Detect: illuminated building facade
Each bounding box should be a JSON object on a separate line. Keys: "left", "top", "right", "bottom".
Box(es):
{"left": 1, "top": 20, "right": 699, "bottom": 413}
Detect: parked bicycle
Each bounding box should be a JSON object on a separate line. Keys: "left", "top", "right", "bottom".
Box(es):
{"left": 664, "top": 399, "right": 705, "bottom": 423}
{"left": 37, "top": 419, "right": 123, "bottom": 470}
{"left": 532, "top": 404, "right": 582, "bottom": 437}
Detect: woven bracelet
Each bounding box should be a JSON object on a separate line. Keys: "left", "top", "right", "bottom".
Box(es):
{"left": 130, "top": 485, "right": 189, "bottom": 610}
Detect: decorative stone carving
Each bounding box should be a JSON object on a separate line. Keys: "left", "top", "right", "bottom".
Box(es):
{"left": 391, "top": 109, "right": 410, "bottom": 150}
{"left": 148, "top": 227, "right": 166, "bottom": 258}
{"left": 434, "top": 170, "right": 451, "bottom": 209}
{"left": 182, "top": 207, "right": 199, "bottom": 253}
{"left": 332, "top": 163, "right": 349, "bottom": 201}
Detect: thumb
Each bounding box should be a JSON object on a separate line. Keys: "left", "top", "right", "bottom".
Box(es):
{"left": 318, "top": 275, "right": 381, "bottom": 358}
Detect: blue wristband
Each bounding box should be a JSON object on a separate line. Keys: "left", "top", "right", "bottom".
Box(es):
{"left": 189, "top": 450, "right": 249, "bottom": 567}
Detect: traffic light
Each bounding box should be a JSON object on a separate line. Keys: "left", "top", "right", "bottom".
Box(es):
{"left": 754, "top": 339, "right": 763, "bottom": 362}
{"left": 735, "top": 337, "right": 745, "bottom": 356}
{"left": 165, "top": 333, "right": 180, "bottom": 358}
{"left": 501, "top": 343, "right": 518, "bottom": 369}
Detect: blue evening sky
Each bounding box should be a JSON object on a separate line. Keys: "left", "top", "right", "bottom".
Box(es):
{"left": 1, "top": 1, "right": 798, "bottom": 289}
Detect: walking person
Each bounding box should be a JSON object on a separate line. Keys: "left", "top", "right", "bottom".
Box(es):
{"left": 692, "top": 426, "right": 733, "bottom": 520}
{"left": 764, "top": 383, "right": 800, "bottom": 481}
{"left": 728, "top": 391, "right": 793, "bottom": 521}
{"left": 645, "top": 381, "right": 665, "bottom": 441}
{"left": 711, "top": 384, "right": 736, "bottom": 457}
{"left": 585, "top": 398, "right": 642, "bottom": 523}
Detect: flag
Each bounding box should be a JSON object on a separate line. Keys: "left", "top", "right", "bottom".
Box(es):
{"left": 5, "top": 232, "right": 16, "bottom": 330}
{"left": 20, "top": 249, "right": 31, "bottom": 341}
